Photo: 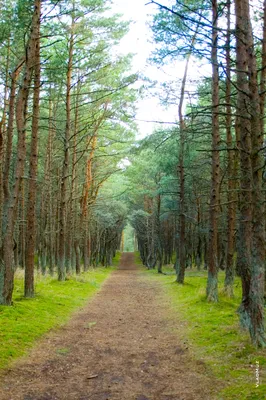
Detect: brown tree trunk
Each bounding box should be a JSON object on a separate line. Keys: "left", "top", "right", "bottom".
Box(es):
{"left": 48, "top": 93, "right": 56, "bottom": 275}
{"left": 25, "top": 0, "right": 41, "bottom": 297}
{"left": 0, "top": 1, "right": 41, "bottom": 305}
{"left": 207, "top": 0, "right": 220, "bottom": 302}
{"left": 246, "top": 0, "right": 265, "bottom": 347}
{"left": 80, "top": 104, "right": 108, "bottom": 271}
{"left": 176, "top": 24, "right": 199, "bottom": 284}
{"left": 58, "top": 16, "right": 74, "bottom": 281}
{"left": 260, "top": 0, "right": 266, "bottom": 302}
{"left": 19, "top": 180, "right": 26, "bottom": 269}
{"left": 260, "top": 0, "right": 266, "bottom": 135}
{"left": 235, "top": 0, "right": 266, "bottom": 346}
{"left": 66, "top": 81, "right": 80, "bottom": 274}
{"left": 224, "top": 0, "right": 236, "bottom": 297}
{"left": 195, "top": 196, "right": 202, "bottom": 270}
{"left": 0, "top": 38, "right": 11, "bottom": 246}
{"left": 3, "top": 60, "right": 24, "bottom": 206}
{"left": 177, "top": 98, "right": 186, "bottom": 282}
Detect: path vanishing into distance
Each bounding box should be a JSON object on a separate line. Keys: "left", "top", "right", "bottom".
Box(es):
{"left": 0, "top": 253, "right": 219, "bottom": 400}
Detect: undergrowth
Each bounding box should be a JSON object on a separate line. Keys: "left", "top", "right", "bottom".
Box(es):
{"left": 135, "top": 253, "right": 266, "bottom": 400}
{"left": 0, "top": 257, "right": 119, "bottom": 370}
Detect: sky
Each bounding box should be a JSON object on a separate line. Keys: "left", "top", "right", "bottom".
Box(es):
{"left": 111, "top": 0, "right": 166, "bottom": 138}
{"left": 110, "top": 0, "right": 211, "bottom": 138}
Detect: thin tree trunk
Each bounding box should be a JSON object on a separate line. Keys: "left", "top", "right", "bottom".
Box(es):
{"left": 207, "top": 0, "right": 220, "bottom": 302}
{"left": 66, "top": 80, "right": 80, "bottom": 273}
{"left": 48, "top": 93, "right": 56, "bottom": 275}
{"left": 25, "top": 0, "right": 41, "bottom": 297}
{"left": 19, "top": 180, "right": 26, "bottom": 269}
{"left": 0, "top": 37, "right": 11, "bottom": 247}
{"left": 3, "top": 60, "right": 24, "bottom": 209}
{"left": 224, "top": 0, "right": 236, "bottom": 297}
{"left": 58, "top": 16, "right": 74, "bottom": 281}
{"left": 175, "top": 21, "right": 200, "bottom": 283}
{"left": 260, "top": 0, "right": 266, "bottom": 302}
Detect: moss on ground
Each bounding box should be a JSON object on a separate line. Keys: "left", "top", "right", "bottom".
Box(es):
{"left": 0, "top": 263, "right": 117, "bottom": 370}
{"left": 135, "top": 253, "right": 266, "bottom": 400}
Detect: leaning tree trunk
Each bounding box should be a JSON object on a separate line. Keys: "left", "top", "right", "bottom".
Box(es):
{"left": 207, "top": 0, "right": 220, "bottom": 302}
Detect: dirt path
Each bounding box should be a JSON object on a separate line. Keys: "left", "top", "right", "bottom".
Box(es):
{"left": 0, "top": 253, "right": 218, "bottom": 400}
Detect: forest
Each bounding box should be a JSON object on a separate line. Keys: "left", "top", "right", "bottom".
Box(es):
{"left": 0, "top": 0, "right": 266, "bottom": 398}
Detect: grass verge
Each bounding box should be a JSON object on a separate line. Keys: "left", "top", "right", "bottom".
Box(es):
{"left": 0, "top": 261, "right": 118, "bottom": 370}
{"left": 135, "top": 253, "right": 266, "bottom": 400}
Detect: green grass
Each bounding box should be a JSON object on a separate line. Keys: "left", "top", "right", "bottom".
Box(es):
{"left": 135, "top": 253, "right": 266, "bottom": 400}
{"left": 112, "top": 251, "right": 122, "bottom": 267}
{"left": 0, "top": 262, "right": 117, "bottom": 370}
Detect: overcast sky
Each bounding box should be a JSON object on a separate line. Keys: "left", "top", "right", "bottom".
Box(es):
{"left": 110, "top": 0, "right": 178, "bottom": 138}
{"left": 110, "top": 0, "right": 211, "bottom": 138}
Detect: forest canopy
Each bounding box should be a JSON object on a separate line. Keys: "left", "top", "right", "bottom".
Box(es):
{"left": 0, "top": 0, "right": 266, "bottom": 351}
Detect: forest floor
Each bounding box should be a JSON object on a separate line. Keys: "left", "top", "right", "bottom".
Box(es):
{"left": 0, "top": 253, "right": 219, "bottom": 400}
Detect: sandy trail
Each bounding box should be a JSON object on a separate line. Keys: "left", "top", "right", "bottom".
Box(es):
{"left": 0, "top": 253, "right": 218, "bottom": 400}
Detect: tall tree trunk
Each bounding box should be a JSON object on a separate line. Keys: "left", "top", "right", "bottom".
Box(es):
{"left": 58, "top": 16, "right": 74, "bottom": 281}
{"left": 235, "top": 0, "right": 266, "bottom": 347}
{"left": 207, "top": 0, "right": 220, "bottom": 302}
{"left": 66, "top": 80, "right": 80, "bottom": 273}
{"left": 260, "top": 0, "right": 266, "bottom": 135}
{"left": 48, "top": 93, "right": 56, "bottom": 275}
{"left": 260, "top": 0, "right": 266, "bottom": 302}
{"left": 177, "top": 104, "right": 186, "bottom": 282}
{"left": 80, "top": 104, "right": 108, "bottom": 270}
{"left": 19, "top": 180, "right": 26, "bottom": 269}
{"left": 176, "top": 24, "right": 199, "bottom": 283}
{"left": 195, "top": 196, "right": 202, "bottom": 270}
{"left": 224, "top": 0, "right": 236, "bottom": 297}
{"left": 246, "top": 0, "right": 265, "bottom": 347}
{"left": 0, "top": 1, "right": 41, "bottom": 305}
{"left": 156, "top": 193, "right": 163, "bottom": 273}
{"left": 25, "top": 0, "right": 41, "bottom": 297}
{"left": 0, "top": 37, "right": 11, "bottom": 247}
{"left": 3, "top": 60, "right": 24, "bottom": 208}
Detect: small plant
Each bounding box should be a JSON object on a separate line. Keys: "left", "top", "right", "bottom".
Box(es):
{"left": 85, "top": 322, "right": 97, "bottom": 329}
{"left": 56, "top": 347, "right": 69, "bottom": 355}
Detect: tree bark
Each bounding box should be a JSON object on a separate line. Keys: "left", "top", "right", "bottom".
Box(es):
{"left": 0, "top": 1, "right": 41, "bottom": 305}
{"left": 0, "top": 38, "right": 11, "bottom": 247}
{"left": 207, "top": 0, "right": 220, "bottom": 302}
{"left": 260, "top": 0, "right": 266, "bottom": 303}
{"left": 235, "top": 0, "right": 266, "bottom": 347}
{"left": 58, "top": 15, "right": 74, "bottom": 281}
{"left": 224, "top": 0, "right": 236, "bottom": 297}
{"left": 25, "top": 0, "right": 41, "bottom": 297}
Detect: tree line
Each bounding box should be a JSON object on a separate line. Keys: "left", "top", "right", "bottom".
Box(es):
{"left": 1, "top": 0, "right": 265, "bottom": 350}
{"left": 0, "top": 0, "right": 135, "bottom": 305}
{"left": 127, "top": 0, "right": 266, "bottom": 347}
